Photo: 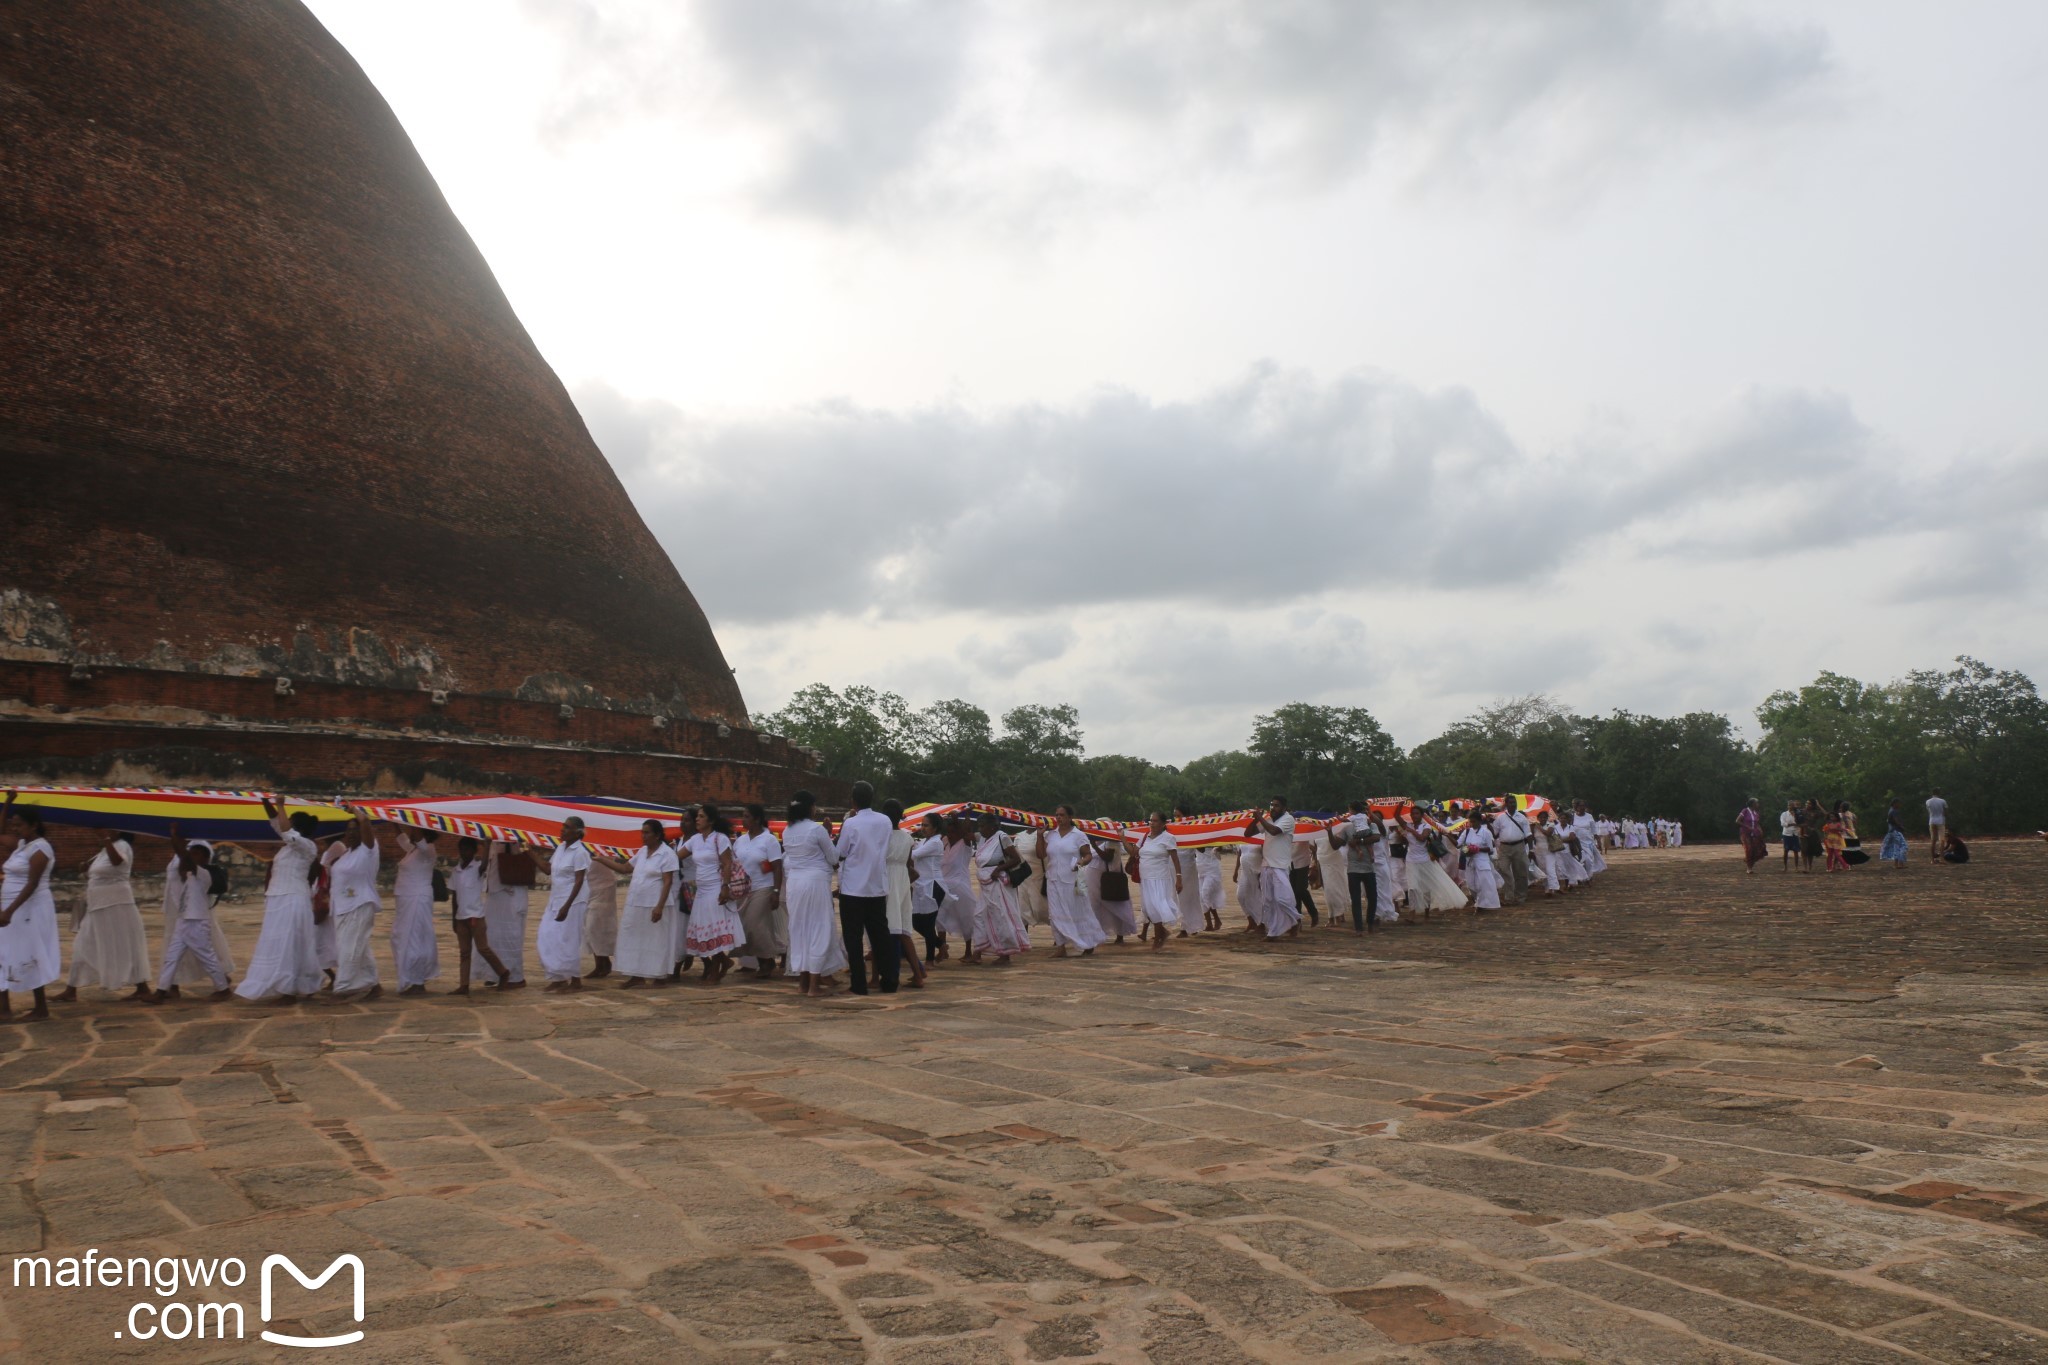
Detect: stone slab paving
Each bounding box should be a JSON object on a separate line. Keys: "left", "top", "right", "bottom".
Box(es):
{"left": 0, "top": 845, "right": 2044, "bottom": 1362}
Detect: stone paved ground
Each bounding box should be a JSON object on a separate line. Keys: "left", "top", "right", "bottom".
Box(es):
{"left": 1, "top": 844, "right": 2045, "bottom": 1363}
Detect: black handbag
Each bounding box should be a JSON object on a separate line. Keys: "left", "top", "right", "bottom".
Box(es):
{"left": 1003, "top": 862, "right": 1031, "bottom": 888}
{"left": 1099, "top": 869, "right": 1130, "bottom": 901}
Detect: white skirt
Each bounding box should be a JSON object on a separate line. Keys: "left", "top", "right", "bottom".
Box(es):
{"left": 391, "top": 890, "right": 440, "bottom": 989}
{"left": 0, "top": 887, "right": 61, "bottom": 992}
{"left": 613, "top": 896, "right": 679, "bottom": 978}
{"left": 1260, "top": 866, "right": 1300, "bottom": 937}
{"left": 536, "top": 899, "right": 587, "bottom": 981}
{"left": 1198, "top": 863, "right": 1225, "bottom": 912}
{"left": 1236, "top": 861, "right": 1265, "bottom": 927}
{"left": 885, "top": 867, "right": 914, "bottom": 934}
{"left": 976, "top": 875, "right": 1031, "bottom": 955}
{"left": 784, "top": 869, "right": 844, "bottom": 976}
{"left": 1045, "top": 873, "right": 1105, "bottom": 950}
{"left": 1139, "top": 867, "right": 1180, "bottom": 927}
{"left": 1467, "top": 854, "right": 1500, "bottom": 910}
{"left": 1407, "top": 857, "right": 1469, "bottom": 911}
{"left": 1175, "top": 855, "right": 1205, "bottom": 932}
{"left": 683, "top": 882, "right": 743, "bottom": 956}
{"left": 332, "top": 902, "right": 380, "bottom": 993}
{"left": 935, "top": 876, "right": 978, "bottom": 940}
{"left": 477, "top": 888, "right": 528, "bottom": 982}
{"left": 235, "top": 888, "right": 324, "bottom": 1000}
{"left": 70, "top": 890, "right": 153, "bottom": 987}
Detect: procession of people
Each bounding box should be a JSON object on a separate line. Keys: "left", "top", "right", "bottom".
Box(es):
{"left": 0, "top": 781, "right": 1735, "bottom": 1016}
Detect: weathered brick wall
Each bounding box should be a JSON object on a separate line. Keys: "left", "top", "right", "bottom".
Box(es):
{"left": 0, "top": 1, "right": 746, "bottom": 721}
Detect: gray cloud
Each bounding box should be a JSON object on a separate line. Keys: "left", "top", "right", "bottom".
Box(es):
{"left": 522, "top": 0, "right": 1830, "bottom": 224}
{"left": 579, "top": 367, "right": 2032, "bottom": 638}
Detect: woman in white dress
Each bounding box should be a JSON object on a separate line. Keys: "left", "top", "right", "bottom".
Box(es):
{"left": 1170, "top": 806, "right": 1204, "bottom": 937}
{"left": 910, "top": 814, "right": 947, "bottom": 964}
{"left": 935, "top": 817, "right": 978, "bottom": 957}
{"left": 1035, "top": 806, "right": 1104, "bottom": 958}
{"left": 533, "top": 818, "right": 592, "bottom": 990}
{"left": 1400, "top": 811, "right": 1471, "bottom": 915}
{"left": 781, "top": 792, "right": 845, "bottom": 996}
{"left": 235, "top": 797, "right": 325, "bottom": 1002}
{"left": 0, "top": 802, "right": 61, "bottom": 1019}
{"left": 1015, "top": 825, "right": 1050, "bottom": 929}
{"left": 1458, "top": 819, "right": 1501, "bottom": 911}
{"left": 1088, "top": 836, "right": 1137, "bottom": 944}
{"left": 1234, "top": 840, "right": 1265, "bottom": 933}
{"left": 971, "top": 812, "right": 1030, "bottom": 965}
{"left": 881, "top": 801, "right": 926, "bottom": 988}
{"left": 1134, "top": 813, "right": 1181, "bottom": 952}
{"left": 448, "top": 837, "right": 511, "bottom": 994}
{"left": 1315, "top": 818, "right": 1351, "bottom": 931}
{"left": 595, "top": 819, "right": 678, "bottom": 987}
{"left": 391, "top": 828, "right": 440, "bottom": 995}
{"left": 682, "top": 805, "right": 744, "bottom": 984}
{"left": 57, "top": 829, "right": 153, "bottom": 1001}
{"left": 1196, "top": 845, "right": 1226, "bottom": 931}
{"left": 327, "top": 813, "right": 384, "bottom": 998}
{"left": 733, "top": 805, "right": 786, "bottom": 977}
{"left": 477, "top": 840, "right": 532, "bottom": 988}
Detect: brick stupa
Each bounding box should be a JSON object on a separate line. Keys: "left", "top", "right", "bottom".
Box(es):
{"left": 0, "top": 1, "right": 828, "bottom": 804}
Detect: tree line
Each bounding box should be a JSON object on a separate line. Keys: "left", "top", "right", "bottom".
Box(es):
{"left": 754, "top": 656, "right": 2048, "bottom": 839}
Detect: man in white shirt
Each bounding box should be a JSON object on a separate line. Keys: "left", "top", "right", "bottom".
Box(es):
{"left": 1491, "top": 797, "right": 1532, "bottom": 905}
{"left": 1925, "top": 791, "right": 1948, "bottom": 863}
{"left": 834, "top": 781, "right": 898, "bottom": 994}
{"left": 1780, "top": 801, "right": 1801, "bottom": 870}
{"left": 1248, "top": 798, "right": 1301, "bottom": 939}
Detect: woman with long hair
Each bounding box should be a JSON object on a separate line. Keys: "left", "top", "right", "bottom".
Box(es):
{"left": 682, "top": 804, "right": 744, "bottom": 983}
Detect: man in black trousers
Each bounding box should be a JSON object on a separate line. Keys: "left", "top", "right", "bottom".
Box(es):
{"left": 833, "top": 781, "right": 898, "bottom": 994}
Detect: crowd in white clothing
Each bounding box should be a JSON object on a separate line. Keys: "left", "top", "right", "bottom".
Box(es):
{"left": 0, "top": 787, "right": 1638, "bottom": 1016}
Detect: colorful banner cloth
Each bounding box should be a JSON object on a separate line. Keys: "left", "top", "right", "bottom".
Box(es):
{"left": 0, "top": 786, "right": 354, "bottom": 844}
{"left": 351, "top": 795, "right": 692, "bottom": 855}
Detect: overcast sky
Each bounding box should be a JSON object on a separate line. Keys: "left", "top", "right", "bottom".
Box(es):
{"left": 307, "top": 0, "right": 2048, "bottom": 761}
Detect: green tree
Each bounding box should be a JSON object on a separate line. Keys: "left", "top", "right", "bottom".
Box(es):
{"left": 752, "top": 684, "right": 913, "bottom": 783}
{"left": 1247, "top": 703, "right": 1404, "bottom": 810}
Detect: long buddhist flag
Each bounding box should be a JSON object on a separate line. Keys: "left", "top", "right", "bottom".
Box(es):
{"left": 351, "top": 794, "right": 689, "bottom": 855}
{"left": 0, "top": 786, "right": 353, "bottom": 843}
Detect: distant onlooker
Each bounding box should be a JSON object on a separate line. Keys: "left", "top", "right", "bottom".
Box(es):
{"left": 1736, "top": 799, "right": 1766, "bottom": 874}
{"left": 1925, "top": 790, "right": 1949, "bottom": 863}
{"left": 1780, "top": 800, "right": 1801, "bottom": 871}
{"left": 1800, "top": 799, "right": 1825, "bottom": 873}
{"left": 1879, "top": 800, "right": 1910, "bottom": 869}
{"left": 1941, "top": 831, "right": 1970, "bottom": 864}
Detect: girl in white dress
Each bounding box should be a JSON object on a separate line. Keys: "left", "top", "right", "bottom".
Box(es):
{"left": 1035, "top": 806, "right": 1105, "bottom": 957}
{"left": 534, "top": 818, "right": 592, "bottom": 989}
{"left": 935, "top": 817, "right": 979, "bottom": 955}
{"left": 781, "top": 792, "right": 845, "bottom": 996}
{"left": 1459, "top": 820, "right": 1501, "bottom": 911}
{"left": 910, "top": 814, "right": 947, "bottom": 964}
{"left": 235, "top": 798, "right": 324, "bottom": 1002}
{"left": 0, "top": 802, "right": 61, "bottom": 1019}
{"left": 391, "top": 828, "right": 440, "bottom": 995}
{"left": 682, "top": 805, "right": 744, "bottom": 983}
{"left": 1134, "top": 813, "right": 1181, "bottom": 952}
{"left": 595, "top": 820, "right": 679, "bottom": 987}
{"left": 881, "top": 801, "right": 925, "bottom": 988}
{"left": 58, "top": 830, "right": 153, "bottom": 1001}
{"left": 971, "top": 812, "right": 1029, "bottom": 964}
{"left": 1196, "top": 846, "right": 1225, "bottom": 931}
{"left": 448, "top": 837, "right": 511, "bottom": 994}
